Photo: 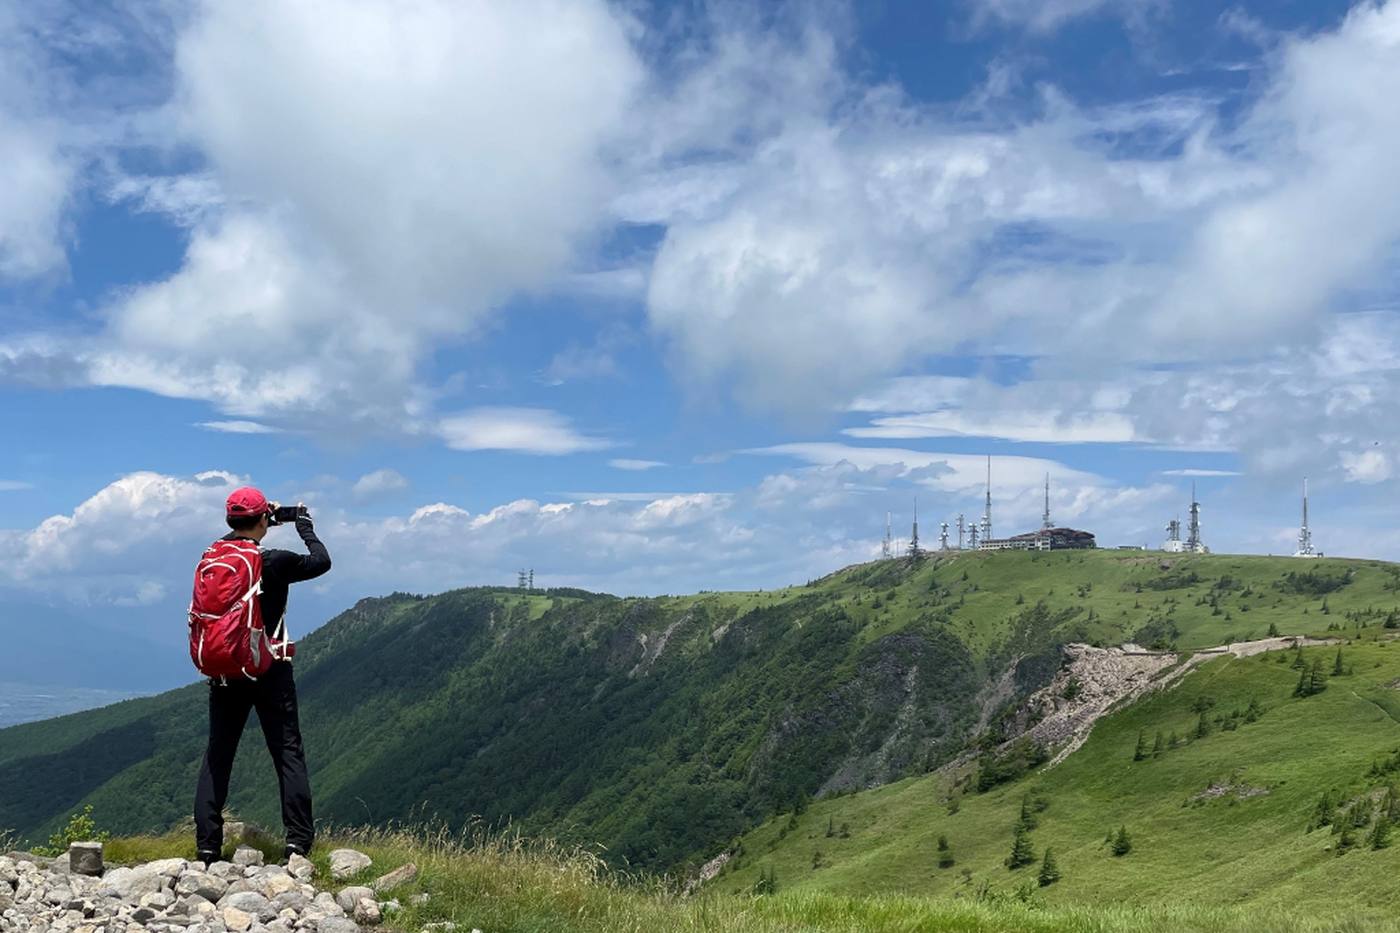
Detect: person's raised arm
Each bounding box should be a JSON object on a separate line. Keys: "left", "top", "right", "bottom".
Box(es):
{"left": 285, "top": 510, "right": 331, "bottom": 582}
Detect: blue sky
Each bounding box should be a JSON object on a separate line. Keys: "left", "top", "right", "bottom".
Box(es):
{"left": 4, "top": 0, "right": 1400, "bottom": 689}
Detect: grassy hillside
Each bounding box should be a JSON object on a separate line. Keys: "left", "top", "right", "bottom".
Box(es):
{"left": 718, "top": 621, "right": 1400, "bottom": 921}
{"left": 2, "top": 550, "right": 1391, "bottom": 883}
{"left": 93, "top": 824, "right": 1400, "bottom": 933}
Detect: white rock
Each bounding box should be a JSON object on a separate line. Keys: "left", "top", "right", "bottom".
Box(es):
{"left": 232, "top": 847, "right": 264, "bottom": 868}
{"left": 335, "top": 885, "right": 374, "bottom": 912}
{"left": 222, "top": 904, "right": 254, "bottom": 931}
{"left": 286, "top": 853, "right": 315, "bottom": 883}
{"left": 327, "top": 849, "right": 372, "bottom": 880}
{"left": 353, "top": 895, "right": 382, "bottom": 925}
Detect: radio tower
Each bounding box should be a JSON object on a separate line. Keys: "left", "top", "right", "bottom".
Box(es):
{"left": 1185, "top": 482, "right": 1203, "bottom": 553}
{"left": 882, "top": 512, "right": 893, "bottom": 560}
{"left": 1041, "top": 473, "right": 1053, "bottom": 530}
{"left": 979, "top": 455, "right": 993, "bottom": 543}
{"left": 1295, "top": 477, "right": 1316, "bottom": 558}
{"left": 968, "top": 524, "right": 979, "bottom": 549}
{"left": 956, "top": 514, "right": 965, "bottom": 550}
{"left": 908, "top": 498, "right": 922, "bottom": 558}
{"left": 940, "top": 521, "right": 950, "bottom": 551}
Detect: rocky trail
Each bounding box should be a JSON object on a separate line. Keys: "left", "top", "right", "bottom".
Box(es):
{"left": 0, "top": 844, "right": 457, "bottom": 933}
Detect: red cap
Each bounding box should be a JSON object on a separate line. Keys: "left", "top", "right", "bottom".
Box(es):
{"left": 226, "top": 486, "right": 269, "bottom": 518}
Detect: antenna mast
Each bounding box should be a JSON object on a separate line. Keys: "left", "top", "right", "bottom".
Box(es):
{"left": 908, "top": 498, "right": 922, "bottom": 558}
{"left": 882, "top": 511, "right": 893, "bottom": 560}
{"left": 1295, "top": 476, "right": 1316, "bottom": 557}
{"left": 956, "top": 514, "right": 965, "bottom": 550}
{"left": 1186, "top": 482, "right": 1203, "bottom": 553}
{"left": 980, "top": 455, "right": 993, "bottom": 543}
{"left": 940, "top": 521, "right": 950, "bottom": 551}
{"left": 1042, "top": 472, "right": 1053, "bottom": 530}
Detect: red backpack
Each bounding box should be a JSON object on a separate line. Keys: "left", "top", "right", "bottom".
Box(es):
{"left": 188, "top": 538, "right": 274, "bottom": 680}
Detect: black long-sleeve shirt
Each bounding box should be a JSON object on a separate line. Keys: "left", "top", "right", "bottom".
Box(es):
{"left": 223, "top": 517, "right": 331, "bottom": 642}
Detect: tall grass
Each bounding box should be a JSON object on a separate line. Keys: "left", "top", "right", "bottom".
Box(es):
{"left": 96, "top": 821, "right": 1396, "bottom": 933}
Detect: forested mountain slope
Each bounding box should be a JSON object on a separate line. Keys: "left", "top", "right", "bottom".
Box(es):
{"left": 1, "top": 550, "right": 1390, "bottom": 876}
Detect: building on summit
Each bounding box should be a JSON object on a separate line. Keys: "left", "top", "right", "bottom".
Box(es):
{"left": 973, "top": 469, "right": 1096, "bottom": 551}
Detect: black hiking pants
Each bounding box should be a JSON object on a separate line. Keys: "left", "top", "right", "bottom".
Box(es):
{"left": 194, "top": 661, "right": 314, "bottom": 855}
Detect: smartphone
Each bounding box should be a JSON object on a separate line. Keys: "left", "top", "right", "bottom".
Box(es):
{"left": 270, "top": 505, "right": 306, "bottom": 525}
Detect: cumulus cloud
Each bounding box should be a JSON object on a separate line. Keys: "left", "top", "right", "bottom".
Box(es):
{"left": 637, "top": 1, "right": 1400, "bottom": 415}
{"left": 2, "top": 0, "right": 644, "bottom": 431}
{"left": 351, "top": 468, "right": 409, "bottom": 502}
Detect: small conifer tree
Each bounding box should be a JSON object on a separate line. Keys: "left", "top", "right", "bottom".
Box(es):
{"left": 1244, "top": 697, "right": 1262, "bottom": 723}
{"left": 937, "top": 834, "right": 954, "bottom": 869}
{"left": 1038, "top": 848, "right": 1061, "bottom": 887}
{"left": 1006, "top": 825, "right": 1036, "bottom": 869}
{"left": 1333, "top": 647, "right": 1345, "bottom": 677}
{"left": 1133, "top": 730, "right": 1148, "bottom": 762}
{"left": 1370, "top": 817, "right": 1392, "bottom": 850}
{"left": 1019, "top": 794, "right": 1038, "bottom": 831}
{"left": 1152, "top": 731, "right": 1164, "bottom": 758}
{"left": 1311, "top": 790, "right": 1336, "bottom": 830}
{"left": 1309, "top": 658, "right": 1327, "bottom": 696}
{"left": 1112, "top": 825, "right": 1133, "bottom": 857}
{"left": 1196, "top": 711, "right": 1211, "bottom": 739}
{"left": 1267, "top": 622, "right": 1279, "bottom": 637}
{"left": 826, "top": 816, "right": 834, "bottom": 838}
{"left": 1293, "top": 667, "right": 1308, "bottom": 697}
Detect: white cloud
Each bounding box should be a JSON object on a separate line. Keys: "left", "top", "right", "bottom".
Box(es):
{"left": 635, "top": 1, "right": 1400, "bottom": 417}
{"left": 0, "top": 3, "right": 75, "bottom": 281}
{"left": 609, "top": 458, "right": 666, "bottom": 471}
{"left": 746, "top": 442, "right": 1103, "bottom": 493}
{"left": 1, "top": 0, "right": 644, "bottom": 431}
{"left": 196, "top": 420, "right": 281, "bottom": 434}
{"left": 352, "top": 468, "right": 409, "bottom": 502}
{"left": 969, "top": 0, "right": 1163, "bottom": 34}
{"left": 1162, "top": 469, "right": 1242, "bottom": 477}
{"left": 0, "top": 480, "right": 34, "bottom": 491}
{"left": 844, "top": 410, "right": 1137, "bottom": 444}
{"left": 1341, "top": 448, "right": 1392, "bottom": 485}
{"left": 438, "top": 407, "right": 613, "bottom": 456}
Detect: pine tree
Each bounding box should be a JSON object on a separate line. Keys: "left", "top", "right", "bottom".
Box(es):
{"left": 1338, "top": 827, "right": 1357, "bottom": 854}
{"left": 1386, "top": 786, "right": 1400, "bottom": 826}
{"left": 1038, "top": 848, "right": 1061, "bottom": 887}
{"left": 937, "top": 834, "right": 954, "bottom": 869}
{"left": 1196, "top": 711, "right": 1211, "bottom": 739}
{"left": 1293, "top": 667, "right": 1308, "bottom": 697}
{"left": 1006, "top": 825, "right": 1036, "bottom": 869}
{"left": 1244, "top": 697, "right": 1262, "bottom": 723}
{"left": 1311, "top": 790, "right": 1336, "bottom": 830}
{"left": 1291, "top": 647, "right": 1306, "bottom": 670}
{"left": 1267, "top": 622, "right": 1279, "bottom": 637}
{"left": 1309, "top": 658, "right": 1327, "bottom": 696}
{"left": 1112, "top": 825, "right": 1133, "bottom": 857}
{"left": 826, "top": 816, "right": 834, "bottom": 838}
{"left": 1152, "top": 731, "right": 1164, "bottom": 758}
{"left": 1333, "top": 647, "right": 1345, "bottom": 677}
{"left": 1370, "top": 817, "right": 1392, "bottom": 850}
{"left": 1133, "top": 730, "right": 1148, "bottom": 762}
{"left": 1019, "top": 794, "right": 1038, "bottom": 831}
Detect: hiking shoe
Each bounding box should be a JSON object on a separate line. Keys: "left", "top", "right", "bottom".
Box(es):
{"left": 196, "top": 849, "right": 219, "bottom": 868}
{"left": 283, "top": 843, "right": 308, "bottom": 862}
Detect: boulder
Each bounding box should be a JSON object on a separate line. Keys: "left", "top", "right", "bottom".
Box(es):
{"left": 318, "top": 918, "right": 363, "bottom": 933}
{"left": 287, "top": 852, "right": 315, "bottom": 882}
{"left": 328, "top": 848, "right": 372, "bottom": 880}
{"left": 176, "top": 869, "right": 229, "bottom": 903}
{"left": 371, "top": 862, "right": 417, "bottom": 893}
{"left": 232, "top": 846, "right": 264, "bottom": 867}
{"left": 335, "top": 884, "right": 375, "bottom": 912}
{"left": 67, "top": 842, "right": 103, "bottom": 877}
{"left": 353, "top": 894, "right": 382, "bottom": 925}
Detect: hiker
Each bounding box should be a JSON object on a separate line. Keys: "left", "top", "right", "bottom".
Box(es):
{"left": 190, "top": 486, "right": 331, "bottom": 864}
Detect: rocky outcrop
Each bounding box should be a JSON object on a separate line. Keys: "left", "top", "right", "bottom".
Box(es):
{"left": 0, "top": 845, "right": 391, "bottom": 932}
